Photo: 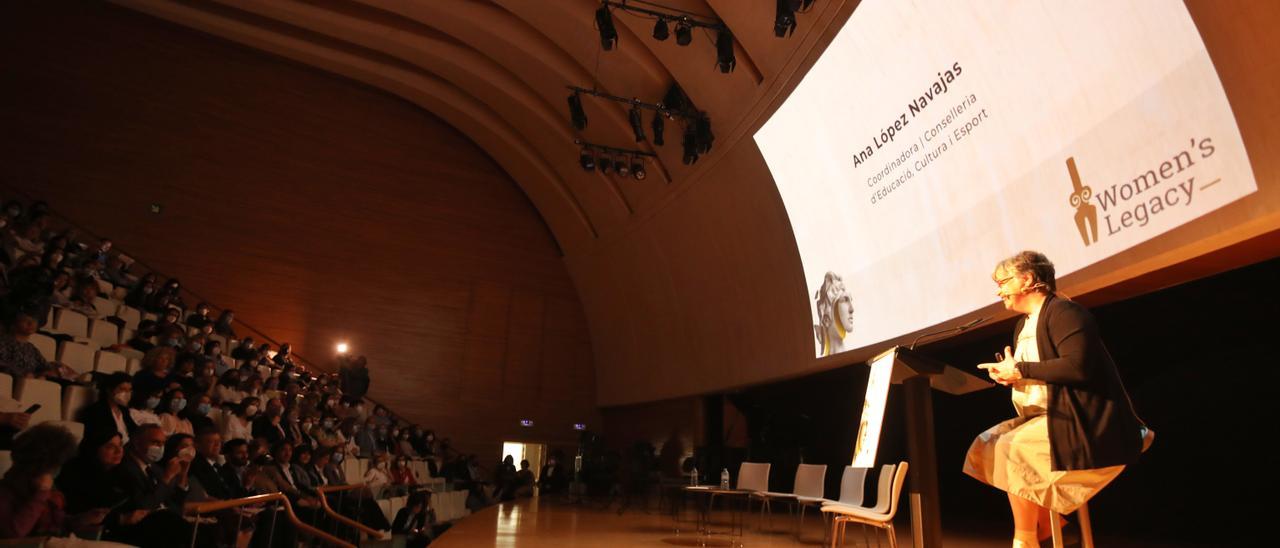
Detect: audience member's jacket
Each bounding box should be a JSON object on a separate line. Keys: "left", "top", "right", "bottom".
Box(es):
{"left": 78, "top": 401, "right": 137, "bottom": 445}
{"left": 112, "top": 456, "right": 183, "bottom": 513}
{"left": 189, "top": 457, "right": 239, "bottom": 501}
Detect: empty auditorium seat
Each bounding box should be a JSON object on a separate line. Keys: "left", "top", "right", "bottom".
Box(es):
{"left": 95, "top": 351, "right": 129, "bottom": 375}
{"left": 126, "top": 358, "right": 141, "bottom": 374}
{"left": 62, "top": 384, "right": 96, "bottom": 421}
{"left": 209, "top": 334, "right": 227, "bottom": 346}
{"left": 88, "top": 319, "right": 119, "bottom": 348}
{"left": 111, "top": 287, "right": 129, "bottom": 301}
{"left": 94, "top": 278, "right": 113, "bottom": 297}
{"left": 119, "top": 347, "right": 144, "bottom": 361}
{"left": 92, "top": 296, "right": 118, "bottom": 318}
{"left": 57, "top": 341, "right": 96, "bottom": 374}
{"left": 0, "top": 374, "right": 12, "bottom": 399}
{"left": 12, "top": 377, "right": 63, "bottom": 425}
{"left": 50, "top": 309, "right": 90, "bottom": 339}
{"left": 30, "top": 333, "right": 58, "bottom": 363}
{"left": 119, "top": 326, "right": 134, "bottom": 345}
{"left": 117, "top": 305, "right": 142, "bottom": 330}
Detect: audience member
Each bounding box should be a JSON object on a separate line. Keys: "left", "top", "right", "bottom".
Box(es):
{"left": 80, "top": 373, "right": 137, "bottom": 443}
{"left": 0, "top": 424, "right": 78, "bottom": 538}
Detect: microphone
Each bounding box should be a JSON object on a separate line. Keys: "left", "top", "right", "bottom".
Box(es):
{"left": 909, "top": 316, "right": 990, "bottom": 350}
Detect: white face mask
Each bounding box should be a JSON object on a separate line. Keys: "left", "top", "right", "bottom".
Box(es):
{"left": 179, "top": 447, "right": 197, "bottom": 459}
{"left": 145, "top": 445, "right": 164, "bottom": 464}
{"left": 114, "top": 391, "right": 132, "bottom": 407}
{"left": 245, "top": 405, "right": 259, "bottom": 417}
{"left": 215, "top": 454, "right": 227, "bottom": 466}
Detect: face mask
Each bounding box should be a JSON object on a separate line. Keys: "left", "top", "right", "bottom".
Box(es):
{"left": 114, "top": 391, "right": 132, "bottom": 406}
{"left": 143, "top": 287, "right": 155, "bottom": 294}
{"left": 145, "top": 446, "right": 164, "bottom": 464}
{"left": 166, "top": 338, "right": 182, "bottom": 347}
{"left": 377, "top": 461, "right": 387, "bottom": 470}
{"left": 179, "top": 447, "right": 197, "bottom": 459}
{"left": 171, "top": 399, "right": 187, "bottom": 412}
{"left": 400, "top": 435, "right": 409, "bottom": 441}
{"left": 333, "top": 453, "right": 344, "bottom": 463}
{"left": 197, "top": 403, "right": 212, "bottom": 415}
{"left": 245, "top": 405, "right": 258, "bottom": 417}
{"left": 215, "top": 454, "right": 227, "bottom": 466}
{"left": 323, "top": 420, "right": 335, "bottom": 429}
{"left": 390, "top": 430, "right": 400, "bottom": 437}
{"left": 426, "top": 436, "right": 434, "bottom": 442}
{"left": 189, "top": 342, "right": 202, "bottom": 351}
{"left": 145, "top": 397, "right": 161, "bottom": 410}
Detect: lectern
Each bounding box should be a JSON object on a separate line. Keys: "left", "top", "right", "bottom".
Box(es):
{"left": 856, "top": 346, "right": 991, "bottom": 548}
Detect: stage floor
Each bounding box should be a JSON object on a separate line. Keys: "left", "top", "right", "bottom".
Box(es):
{"left": 432, "top": 495, "right": 999, "bottom": 547}
{"left": 431, "top": 495, "right": 1184, "bottom": 547}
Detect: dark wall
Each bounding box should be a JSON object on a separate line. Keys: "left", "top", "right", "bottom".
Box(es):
{"left": 0, "top": 1, "right": 597, "bottom": 458}
{"left": 686, "top": 255, "right": 1279, "bottom": 545}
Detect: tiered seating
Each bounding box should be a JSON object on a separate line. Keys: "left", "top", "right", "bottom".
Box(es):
{"left": 12, "top": 376, "right": 63, "bottom": 425}
{"left": 57, "top": 341, "right": 96, "bottom": 374}
{"left": 94, "top": 351, "right": 129, "bottom": 374}
{"left": 50, "top": 309, "right": 90, "bottom": 339}
{"left": 88, "top": 318, "right": 119, "bottom": 348}
{"left": 92, "top": 295, "right": 118, "bottom": 318}
{"left": 30, "top": 333, "right": 58, "bottom": 362}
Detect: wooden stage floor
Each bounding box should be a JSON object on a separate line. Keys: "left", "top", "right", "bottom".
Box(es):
{"left": 431, "top": 495, "right": 1182, "bottom": 547}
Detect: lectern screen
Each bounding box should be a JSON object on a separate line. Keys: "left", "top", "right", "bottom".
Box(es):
{"left": 754, "top": 0, "right": 1258, "bottom": 358}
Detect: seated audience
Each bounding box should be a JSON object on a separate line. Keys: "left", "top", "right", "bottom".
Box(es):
{"left": 0, "top": 424, "right": 79, "bottom": 539}
{"left": 80, "top": 372, "right": 138, "bottom": 443}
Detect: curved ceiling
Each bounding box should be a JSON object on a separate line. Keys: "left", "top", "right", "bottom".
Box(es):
{"left": 110, "top": 0, "right": 854, "bottom": 256}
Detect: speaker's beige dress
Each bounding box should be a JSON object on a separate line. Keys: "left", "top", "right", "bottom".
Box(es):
{"left": 962, "top": 305, "right": 1125, "bottom": 515}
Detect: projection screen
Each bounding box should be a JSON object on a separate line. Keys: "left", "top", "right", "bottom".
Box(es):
{"left": 754, "top": 0, "right": 1258, "bottom": 358}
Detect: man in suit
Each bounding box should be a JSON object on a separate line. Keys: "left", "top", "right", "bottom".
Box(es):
{"left": 189, "top": 428, "right": 239, "bottom": 501}
{"left": 109, "top": 424, "right": 199, "bottom": 546}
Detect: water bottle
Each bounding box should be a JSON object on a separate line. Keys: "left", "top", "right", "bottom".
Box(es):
{"left": 690, "top": 466, "right": 698, "bottom": 486}
{"left": 720, "top": 468, "right": 730, "bottom": 489}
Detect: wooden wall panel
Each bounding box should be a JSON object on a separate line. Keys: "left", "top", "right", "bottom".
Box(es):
{"left": 0, "top": 2, "right": 598, "bottom": 458}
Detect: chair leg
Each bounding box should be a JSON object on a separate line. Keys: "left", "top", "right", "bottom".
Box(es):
{"left": 1049, "top": 512, "right": 1065, "bottom": 548}
{"left": 886, "top": 523, "right": 898, "bottom": 548}
{"left": 1077, "top": 503, "right": 1095, "bottom": 548}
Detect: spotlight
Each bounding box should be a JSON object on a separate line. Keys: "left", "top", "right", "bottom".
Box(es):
{"left": 628, "top": 105, "right": 646, "bottom": 142}
{"left": 631, "top": 158, "right": 646, "bottom": 180}
{"left": 651, "top": 111, "right": 665, "bottom": 146}
{"left": 675, "top": 18, "right": 693, "bottom": 46}
{"left": 579, "top": 149, "right": 596, "bottom": 171}
{"left": 336, "top": 342, "right": 349, "bottom": 354}
{"left": 596, "top": 5, "right": 618, "bottom": 50}
{"left": 715, "top": 29, "right": 736, "bottom": 73}
{"left": 567, "top": 92, "right": 588, "bottom": 130}
{"left": 615, "top": 157, "right": 630, "bottom": 177}
{"left": 653, "top": 17, "right": 669, "bottom": 41}
{"left": 600, "top": 154, "right": 613, "bottom": 174}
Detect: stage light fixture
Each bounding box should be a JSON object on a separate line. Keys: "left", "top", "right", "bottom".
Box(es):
{"left": 628, "top": 105, "right": 646, "bottom": 142}
{"left": 579, "top": 150, "right": 596, "bottom": 171}
{"left": 567, "top": 92, "right": 588, "bottom": 130}
{"left": 600, "top": 154, "right": 613, "bottom": 174}
{"left": 774, "top": 0, "right": 814, "bottom": 38}
{"left": 695, "top": 116, "right": 715, "bottom": 154}
{"left": 653, "top": 17, "right": 669, "bottom": 41}
{"left": 682, "top": 123, "right": 699, "bottom": 165}
{"left": 616, "top": 156, "right": 630, "bottom": 177}
{"left": 675, "top": 18, "right": 693, "bottom": 46}
{"left": 631, "top": 158, "right": 646, "bottom": 180}
{"left": 336, "top": 342, "right": 349, "bottom": 354}
{"left": 596, "top": 4, "right": 618, "bottom": 50}
{"left": 715, "top": 29, "right": 736, "bottom": 73}
{"left": 651, "top": 111, "right": 665, "bottom": 146}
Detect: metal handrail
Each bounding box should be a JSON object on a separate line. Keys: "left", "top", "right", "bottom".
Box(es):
{"left": 316, "top": 483, "right": 385, "bottom": 540}
{"left": 185, "top": 492, "right": 354, "bottom": 548}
